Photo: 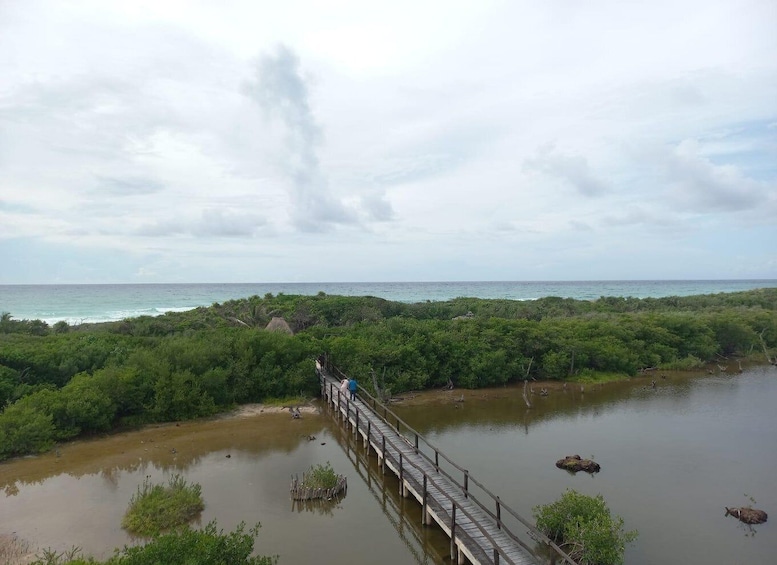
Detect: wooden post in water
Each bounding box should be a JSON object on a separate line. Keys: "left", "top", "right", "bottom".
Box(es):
{"left": 381, "top": 435, "right": 386, "bottom": 474}
{"left": 450, "top": 503, "right": 457, "bottom": 564}
{"left": 399, "top": 452, "right": 404, "bottom": 497}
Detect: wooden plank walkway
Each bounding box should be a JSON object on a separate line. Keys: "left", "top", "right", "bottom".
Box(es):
{"left": 318, "top": 362, "right": 578, "bottom": 565}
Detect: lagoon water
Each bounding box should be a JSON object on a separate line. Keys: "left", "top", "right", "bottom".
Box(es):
{"left": 1, "top": 367, "right": 775, "bottom": 564}
{"left": 2, "top": 280, "right": 776, "bottom": 562}
{"left": 2, "top": 279, "right": 777, "bottom": 325}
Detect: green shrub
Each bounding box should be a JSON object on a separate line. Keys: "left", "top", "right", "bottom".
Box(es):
{"left": 533, "top": 489, "right": 637, "bottom": 565}
{"left": 304, "top": 462, "right": 338, "bottom": 489}
{"left": 659, "top": 354, "right": 704, "bottom": 371}
{"left": 0, "top": 403, "right": 55, "bottom": 460}
{"left": 111, "top": 521, "right": 276, "bottom": 565}
{"left": 29, "top": 522, "right": 276, "bottom": 565}
{"left": 121, "top": 475, "right": 204, "bottom": 536}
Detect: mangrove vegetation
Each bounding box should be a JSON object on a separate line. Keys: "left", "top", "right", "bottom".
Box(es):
{"left": 1, "top": 289, "right": 776, "bottom": 461}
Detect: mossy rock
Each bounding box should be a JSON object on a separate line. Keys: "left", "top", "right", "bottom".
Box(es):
{"left": 556, "top": 454, "right": 601, "bottom": 473}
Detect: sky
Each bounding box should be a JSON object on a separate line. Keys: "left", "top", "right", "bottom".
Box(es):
{"left": 1, "top": 0, "right": 776, "bottom": 284}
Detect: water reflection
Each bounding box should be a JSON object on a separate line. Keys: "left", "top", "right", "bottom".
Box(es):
{"left": 2, "top": 369, "right": 775, "bottom": 565}
{"left": 327, "top": 415, "right": 449, "bottom": 564}
{"left": 392, "top": 371, "right": 711, "bottom": 437}
{"left": 0, "top": 409, "right": 447, "bottom": 564}
{"left": 290, "top": 497, "right": 345, "bottom": 516}
{"left": 1, "top": 413, "right": 326, "bottom": 497}
{"left": 391, "top": 367, "right": 777, "bottom": 565}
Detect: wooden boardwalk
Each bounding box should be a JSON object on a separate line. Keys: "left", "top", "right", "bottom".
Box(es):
{"left": 318, "top": 361, "right": 577, "bottom": 565}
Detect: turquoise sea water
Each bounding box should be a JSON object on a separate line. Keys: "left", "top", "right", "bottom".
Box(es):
{"left": 1, "top": 280, "right": 776, "bottom": 325}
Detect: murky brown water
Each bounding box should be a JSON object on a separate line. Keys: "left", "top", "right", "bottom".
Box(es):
{"left": 392, "top": 367, "right": 777, "bottom": 565}
{"left": 2, "top": 368, "right": 776, "bottom": 564}
{"left": 0, "top": 408, "right": 450, "bottom": 564}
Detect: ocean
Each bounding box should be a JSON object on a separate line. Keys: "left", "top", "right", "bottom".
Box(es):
{"left": 1, "top": 280, "right": 776, "bottom": 325}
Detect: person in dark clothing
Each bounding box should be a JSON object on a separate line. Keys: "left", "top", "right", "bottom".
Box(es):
{"left": 348, "top": 377, "right": 357, "bottom": 401}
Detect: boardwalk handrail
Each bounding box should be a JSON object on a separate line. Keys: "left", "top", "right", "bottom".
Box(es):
{"left": 327, "top": 376, "right": 521, "bottom": 564}
{"left": 322, "top": 362, "right": 578, "bottom": 565}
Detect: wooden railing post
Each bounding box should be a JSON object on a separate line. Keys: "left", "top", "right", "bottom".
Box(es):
{"left": 435, "top": 450, "right": 439, "bottom": 471}
{"left": 496, "top": 497, "right": 501, "bottom": 529}
{"left": 381, "top": 435, "right": 386, "bottom": 474}
{"left": 464, "top": 470, "right": 469, "bottom": 498}
{"left": 355, "top": 408, "right": 359, "bottom": 437}
{"left": 414, "top": 433, "right": 419, "bottom": 452}
{"left": 366, "top": 420, "right": 371, "bottom": 449}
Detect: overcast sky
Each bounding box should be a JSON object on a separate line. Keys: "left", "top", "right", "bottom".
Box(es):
{"left": 1, "top": 0, "right": 775, "bottom": 284}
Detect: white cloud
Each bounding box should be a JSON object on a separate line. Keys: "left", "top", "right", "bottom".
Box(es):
{"left": 0, "top": 0, "right": 776, "bottom": 283}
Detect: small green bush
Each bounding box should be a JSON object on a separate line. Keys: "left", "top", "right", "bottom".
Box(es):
{"left": 304, "top": 462, "right": 338, "bottom": 489}
{"left": 29, "top": 521, "right": 276, "bottom": 565}
{"left": 111, "top": 521, "right": 276, "bottom": 565}
{"left": 121, "top": 475, "right": 204, "bottom": 537}
{"left": 533, "top": 489, "right": 637, "bottom": 565}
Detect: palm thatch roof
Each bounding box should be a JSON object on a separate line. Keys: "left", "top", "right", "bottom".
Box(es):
{"left": 265, "top": 316, "right": 293, "bottom": 334}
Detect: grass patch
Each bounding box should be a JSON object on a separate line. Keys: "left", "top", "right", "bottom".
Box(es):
{"left": 122, "top": 475, "right": 204, "bottom": 537}
{"left": 658, "top": 355, "right": 704, "bottom": 371}
{"left": 303, "top": 462, "right": 339, "bottom": 489}
{"left": 1, "top": 534, "right": 31, "bottom": 564}
{"left": 26, "top": 522, "right": 276, "bottom": 565}
{"left": 567, "top": 370, "right": 630, "bottom": 384}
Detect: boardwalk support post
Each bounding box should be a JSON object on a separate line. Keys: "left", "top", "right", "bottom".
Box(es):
{"left": 450, "top": 503, "right": 457, "bottom": 564}
{"left": 381, "top": 435, "right": 386, "bottom": 474}
{"left": 399, "top": 452, "right": 404, "bottom": 496}
{"left": 464, "top": 470, "right": 469, "bottom": 499}
{"left": 422, "top": 474, "right": 429, "bottom": 525}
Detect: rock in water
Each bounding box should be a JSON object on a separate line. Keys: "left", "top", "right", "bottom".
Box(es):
{"left": 555, "top": 454, "right": 601, "bottom": 473}
{"left": 725, "top": 507, "right": 768, "bottom": 524}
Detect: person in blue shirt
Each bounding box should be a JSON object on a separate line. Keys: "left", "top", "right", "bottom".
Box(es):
{"left": 348, "top": 377, "right": 357, "bottom": 401}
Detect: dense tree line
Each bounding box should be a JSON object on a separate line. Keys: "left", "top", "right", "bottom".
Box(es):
{"left": 1, "top": 289, "right": 776, "bottom": 460}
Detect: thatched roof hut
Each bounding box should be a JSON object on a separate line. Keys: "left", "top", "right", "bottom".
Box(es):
{"left": 265, "top": 316, "right": 293, "bottom": 334}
